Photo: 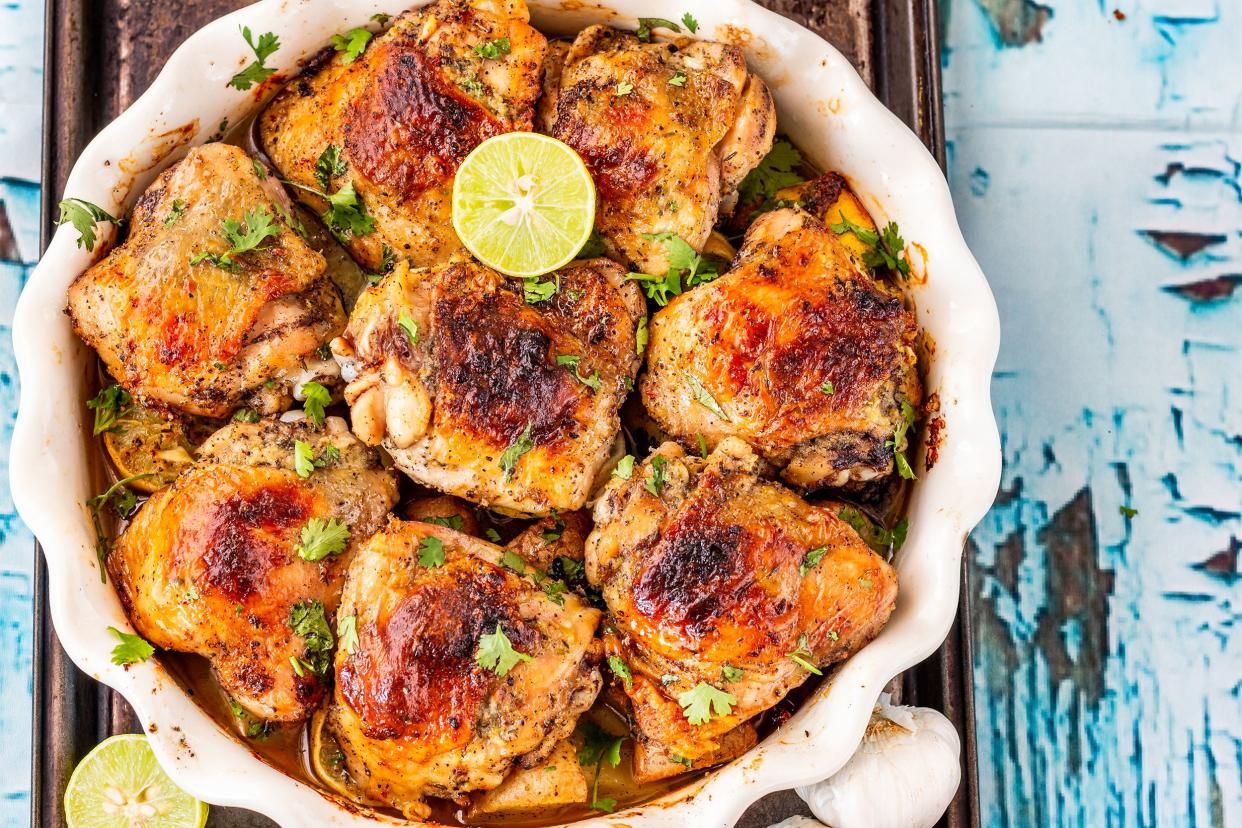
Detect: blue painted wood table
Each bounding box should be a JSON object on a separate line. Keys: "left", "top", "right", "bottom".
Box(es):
{"left": 1, "top": 1, "right": 1239, "bottom": 826}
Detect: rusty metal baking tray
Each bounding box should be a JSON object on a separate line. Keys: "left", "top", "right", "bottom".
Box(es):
{"left": 33, "top": 1, "right": 973, "bottom": 825}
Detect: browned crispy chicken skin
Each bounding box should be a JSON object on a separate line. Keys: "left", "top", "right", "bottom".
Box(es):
{"left": 641, "top": 175, "right": 922, "bottom": 490}
{"left": 586, "top": 439, "right": 897, "bottom": 766}
{"left": 541, "top": 25, "right": 775, "bottom": 274}
{"left": 67, "top": 143, "right": 345, "bottom": 418}
{"left": 332, "top": 257, "right": 644, "bottom": 515}
{"left": 108, "top": 418, "right": 398, "bottom": 722}
{"left": 259, "top": 0, "right": 548, "bottom": 270}
{"left": 327, "top": 519, "right": 603, "bottom": 817}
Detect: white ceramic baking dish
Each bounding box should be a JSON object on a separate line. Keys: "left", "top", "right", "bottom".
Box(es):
{"left": 10, "top": 1, "right": 1001, "bottom": 824}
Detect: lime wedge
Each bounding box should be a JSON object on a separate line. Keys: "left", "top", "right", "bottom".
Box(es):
{"left": 452, "top": 132, "right": 596, "bottom": 278}
{"left": 65, "top": 734, "right": 208, "bottom": 828}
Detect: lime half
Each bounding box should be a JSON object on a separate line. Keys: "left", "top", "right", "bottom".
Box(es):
{"left": 65, "top": 734, "right": 208, "bottom": 828}
{"left": 452, "top": 132, "right": 596, "bottom": 278}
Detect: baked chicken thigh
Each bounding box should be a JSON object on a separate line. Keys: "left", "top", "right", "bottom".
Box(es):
{"left": 332, "top": 257, "right": 644, "bottom": 515}
{"left": 259, "top": 0, "right": 548, "bottom": 271}
{"left": 641, "top": 174, "right": 922, "bottom": 490}
{"left": 109, "top": 418, "right": 398, "bottom": 722}
{"left": 68, "top": 143, "right": 344, "bottom": 418}
{"left": 541, "top": 25, "right": 775, "bottom": 274}
{"left": 586, "top": 438, "right": 897, "bottom": 767}
{"left": 327, "top": 519, "right": 602, "bottom": 817}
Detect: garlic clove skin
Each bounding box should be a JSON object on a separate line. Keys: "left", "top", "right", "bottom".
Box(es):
{"left": 767, "top": 818, "right": 827, "bottom": 828}
{"left": 796, "top": 694, "right": 961, "bottom": 828}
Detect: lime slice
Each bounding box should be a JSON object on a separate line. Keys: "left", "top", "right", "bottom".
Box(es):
{"left": 65, "top": 734, "right": 208, "bottom": 828}
{"left": 452, "top": 132, "right": 596, "bottom": 278}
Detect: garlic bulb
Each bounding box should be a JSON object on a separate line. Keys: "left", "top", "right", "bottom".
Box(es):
{"left": 796, "top": 694, "right": 960, "bottom": 828}
{"left": 768, "top": 818, "right": 826, "bottom": 828}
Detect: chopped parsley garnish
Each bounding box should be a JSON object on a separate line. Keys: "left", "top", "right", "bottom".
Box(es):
{"left": 668, "top": 71, "right": 688, "bottom": 87}
{"left": 287, "top": 152, "right": 376, "bottom": 243}
{"left": 678, "top": 682, "right": 736, "bottom": 725}
{"left": 476, "top": 623, "right": 531, "bottom": 676}
{"left": 830, "top": 217, "right": 912, "bottom": 278}
{"left": 608, "top": 655, "right": 633, "bottom": 690}
{"left": 228, "top": 27, "right": 280, "bottom": 90}
{"left": 458, "top": 76, "right": 486, "bottom": 97}
{"left": 635, "top": 316, "right": 649, "bottom": 355}
{"left": 336, "top": 614, "right": 359, "bottom": 656}
{"left": 474, "top": 37, "right": 511, "bottom": 59}
{"left": 799, "top": 545, "right": 828, "bottom": 576}
{"left": 87, "top": 384, "right": 131, "bottom": 435}
{"left": 332, "top": 27, "right": 373, "bottom": 65}
{"left": 577, "top": 721, "right": 626, "bottom": 813}
{"left": 615, "top": 81, "right": 634, "bottom": 96}
{"left": 787, "top": 634, "right": 822, "bottom": 675}
{"left": 885, "top": 398, "right": 917, "bottom": 480}
{"left": 628, "top": 232, "right": 720, "bottom": 305}
{"left": 1120, "top": 505, "right": 1138, "bottom": 518}
{"left": 289, "top": 600, "right": 334, "bottom": 676}
{"left": 189, "top": 206, "right": 281, "bottom": 271}
{"left": 644, "top": 455, "right": 668, "bottom": 496}
{"left": 301, "top": 381, "right": 332, "bottom": 424}
{"left": 684, "top": 372, "right": 729, "bottom": 421}
{"left": 614, "top": 454, "right": 635, "bottom": 480}
{"left": 636, "top": 17, "right": 681, "bottom": 41}
{"left": 541, "top": 579, "right": 568, "bottom": 606}
{"left": 295, "top": 517, "right": 350, "bottom": 561}
{"left": 418, "top": 536, "right": 446, "bottom": 568}
{"left": 721, "top": 663, "right": 743, "bottom": 683}
{"left": 314, "top": 144, "right": 347, "bottom": 191}
{"left": 56, "top": 198, "right": 121, "bottom": 252}
{"left": 499, "top": 423, "right": 534, "bottom": 482}
{"left": 107, "top": 626, "right": 154, "bottom": 665}
{"left": 524, "top": 275, "right": 558, "bottom": 303}
{"left": 500, "top": 549, "right": 527, "bottom": 574}
{"left": 557, "top": 354, "right": 602, "bottom": 391}
{"left": 397, "top": 313, "right": 419, "bottom": 345}
{"left": 837, "top": 506, "right": 908, "bottom": 555}
{"left": 164, "top": 199, "right": 188, "bottom": 227}
{"left": 233, "top": 408, "right": 260, "bottom": 423}
{"left": 737, "top": 139, "right": 805, "bottom": 209}
{"left": 682, "top": 12, "right": 699, "bottom": 32}
{"left": 423, "top": 514, "right": 464, "bottom": 530}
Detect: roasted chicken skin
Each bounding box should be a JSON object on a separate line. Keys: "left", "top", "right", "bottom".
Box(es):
{"left": 327, "top": 518, "right": 603, "bottom": 817}
{"left": 259, "top": 0, "right": 548, "bottom": 270}
{"left": 332, "top": 257, "right": 644, "bottom": 515}
{"left": 108, "top": 418, "right": 398, "bottom": 722}
{"left": 586, "top": 438, "right": 897, "bottom": 765}
{"left": 641, "top": 175, "right": 922, "bottom": 490}
{"left": 542, "top": 25, "right": 775, "bottom": 274}
{"left": 67, "top": 143, "right": 345, "bottom": 419}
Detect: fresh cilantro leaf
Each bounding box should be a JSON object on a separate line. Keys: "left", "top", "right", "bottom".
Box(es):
{"left": 164, "top": 199, "right": 188, "bottom": 227}
{"left": 799, "top": 545, "right": 828, "bottom": 576}
{"left": 684, "top": 372, "right": 729, "bottom": 420}
{"left": 500, "top": 549, "right": 527, "bottom": 574}
{"left": 541, "top": 510, "right": 565, "bottom": 544}
{"left": 336, "top": 614, "right": 359, "bottom": 655}
{"left": 474, "top": 37, "right": 511, "bottom": 59}
{"left": 644, "top": 455, "right": 668, "bottom": 496}
{"left": 314, "top": 144, "right": 347, "bottom": 191}
{"left": 108, "top": 626, "right": 154, "bottom": 665}
{"left": 301, "top": 381, "right": 332, "bottom": 424}
{"left": 324, "top": 180, "right": 375, "bottom": 239}
{"left": 485, "top": 528, "right": 503, "bottom": 543}
{"left": 821, "top": 380, "right": 835, "bottom": 395}
{"left": 87, "top": 384, "right": 131, "bottom": 435}
{"left": 205, "top": 118, "right": 229, "bottom": 143}
{"left": 1120, "top": 505, "right": 1138, "bottom": 518}
{"left": 296, "top": 517, "right": 350, "bottom": 561}
{"left": 636, "top": 17, "right": 681, "bottom": 41}
{"left": 541, "top": 579, "right": 568, "bottom": 605}
{"left": 787, "top": 634, "right": 822, "bottom": 675}
{"left": 332, "top": 27, "right": 373, "bottom": 64}
{"left": 397, "top": 313, "right": 419, "bottom": 345}
{"left": 891, "top": 518, "right": 909, "bottom": 550}
{"left": 832, "top": 217, "right": 911, "bottom": 278}
{"left": 614, "top": 454, "right": 635, "bottom": 480}
{"left": 696, "top": 433, "right": 708, "bottom": 458}
{"left": 56, "top": 198, "right": 121, "bottom": 252}
{"left": 555, "top": 555, "right": 585, "bottom": 584}
{"left": 228, "top": 27, "right": 280, "bottom": 90}
{"left": 668, "top": 71, "right": 688, "bottom": 87}
{"left": 837, "top": 506, "right": 907, "bottom": 555}
{"left": 557, "top": 354, "right": 602, "bottom": 392}
{"left": 252, "top": 159, "right": 268, "bottom": 180}
{"left": 423, "top": 514, "right": 464, "bottom": 530}
{"left": 737, "top": 139, "right": 805, "bottom": 209}
{"left": 682, "top": 12, "right": 699, "bottom": 32}
{"left": 191, "top": 207, "right": 281, "bottom": 271}
{"left": 576, "top": 721, "right": 626, "bottom": 813}
{"left": 475, "top": 623, "right": 532, "bottom": 676}
{"left": 721, "top": 663, "right": 743, "bottom": 683}
{"left": 629, "top": 232, "right": 719, "bottom": 305}
{"left": 524, "top": 275, "right": 558, "bottom": 303}
{"left": 635, "top": 316, "right": 649, "bottom": 355}
{"left": 499, "top": 423, "right": 534, "bottom": 482}
{"left": 294, "top": 440, "right": 316, "bottom": 478}
{"left": 233, "top": 408, "right": 260, "bottom": 423}
{"left": 677, "top": 682, "right": 736, "bottom": 725}
{"left": 418, "top": 536, "right": 446, "bottom": 568}
{"left": 615, "top": 81, "right": 634, "bottom": 96}
{"left": 370, "top": 12, "right": 391, "bottom": 24}
{"left": 289, "top": 599, "right": 334, "bottom": 675}
{"left": 608, "top": 655, "right": 633, "bottom": 689}
{"left": 884, "top": 398, "right": 917, "bottom": 480}
{"left": 87, "top": 473, "right": 151, "bottom": 522}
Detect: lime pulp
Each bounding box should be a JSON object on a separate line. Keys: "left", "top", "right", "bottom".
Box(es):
{"left": 64, "top": 734, "right": 208, "bottom": 828}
